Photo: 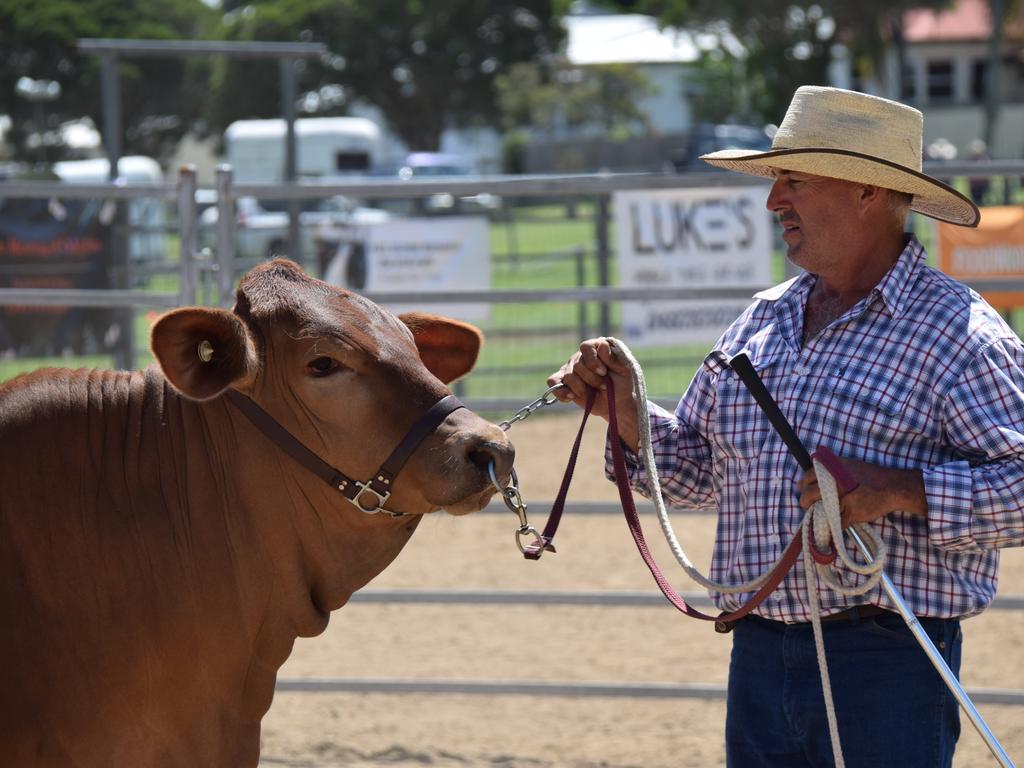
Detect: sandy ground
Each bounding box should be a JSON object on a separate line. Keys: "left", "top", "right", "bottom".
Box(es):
{"left": 260, "top": 413, "right": 1024, "bottom": 768}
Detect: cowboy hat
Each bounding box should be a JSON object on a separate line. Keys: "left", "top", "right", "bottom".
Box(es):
{"left": 700, "top": 86, "right": 980, "bottom": 227}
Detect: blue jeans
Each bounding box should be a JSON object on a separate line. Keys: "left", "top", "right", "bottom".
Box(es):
{"left": 726, "top": 611, "right": 963, "bottom": 767}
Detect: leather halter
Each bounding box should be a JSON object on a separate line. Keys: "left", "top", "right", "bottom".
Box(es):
{"left": 225, "top": 389, "right": 465, "bottom": 517}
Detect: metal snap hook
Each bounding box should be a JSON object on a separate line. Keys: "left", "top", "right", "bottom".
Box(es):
{"left": 516, "top": 525, "right": 549, "bottom": 556}
{"left": 489, "top": 463, "right": 529, "bottom": 527}
{"left": 490, "top": 460, "right": 546, "bottom": 553}
{"left": 539, "top": 382, "right": 566, "bottom": 405}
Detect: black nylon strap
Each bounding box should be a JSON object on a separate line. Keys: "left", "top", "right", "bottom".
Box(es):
{"left": 225, "top": 389, "right": 347, "bottom": 488}
{"left": 366, "top": 394, "right": 466, "bottom": 495}
{"left": 727, "top": 352, "right": 813, "bottom": 470}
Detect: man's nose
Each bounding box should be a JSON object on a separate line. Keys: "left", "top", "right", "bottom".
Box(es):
{"left": 766, "top": 178, "right": 789, "bottom": 213}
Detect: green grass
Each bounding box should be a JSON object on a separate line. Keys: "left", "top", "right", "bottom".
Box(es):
{"left": 0, "top": 354, "right": 112, "bottom": 382}
{"left": 491, "top": 203, "right": 598, "bottom": 258}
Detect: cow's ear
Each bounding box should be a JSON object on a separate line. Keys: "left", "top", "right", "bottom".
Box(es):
{"left": 399, "top": 312, "right": 482, "bottom": 384}
{"left": 151, "top": 307, "right": 257, "bottom": 400}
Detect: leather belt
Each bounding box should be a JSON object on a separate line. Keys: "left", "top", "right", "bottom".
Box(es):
{"left": 718, "top": 604, "right": 893, "bottom": 633}
{"left": 816, "top": 604, "right": 892, "bottom": 624}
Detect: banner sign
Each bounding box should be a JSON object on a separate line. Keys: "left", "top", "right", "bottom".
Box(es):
{"left": 0, "top": 196, "right": 112, "bottom": 354}
{"left": 324, "top": 216, "right": 491, "bottom": 322}
{"left": 937, "top": 206, "right": 1024, "bottom": 310}
{"left": 613, "top": 186, "right": 773, "bottom": 346}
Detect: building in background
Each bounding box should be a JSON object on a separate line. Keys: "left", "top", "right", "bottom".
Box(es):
{"left": 855, "top": 0, "right": 1024, "bottom": 159}
{"left": 521, "top": 6, "right": 754, "bottom": 173}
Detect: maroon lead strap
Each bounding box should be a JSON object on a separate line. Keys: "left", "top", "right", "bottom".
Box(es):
{"left": 520, "top": 386, "right": 598, "bottom": 559}
{"left": 530, "top": 378, "right": 804, "bottom": 629}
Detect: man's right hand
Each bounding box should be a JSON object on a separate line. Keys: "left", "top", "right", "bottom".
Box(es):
{"left": 547, "top": 337, "right": 640, "bottom": 452}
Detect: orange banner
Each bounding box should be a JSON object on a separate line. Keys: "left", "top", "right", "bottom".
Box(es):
{"left": 937, "top": 206, "right": 1024, "bottom": 309}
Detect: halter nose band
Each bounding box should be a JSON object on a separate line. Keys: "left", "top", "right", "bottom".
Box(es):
{"left": 226, "top": 390, "right": 464, "bottom": 516}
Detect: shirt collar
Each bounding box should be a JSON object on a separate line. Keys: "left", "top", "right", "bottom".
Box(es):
{"left": 752, "top": 234, "right": 926, "bottom": 320}
{"left": 873, "top": 234, "right": 926, "bottom": 318}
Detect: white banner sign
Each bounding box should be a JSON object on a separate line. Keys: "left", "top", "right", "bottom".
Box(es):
{"left": 325, "top": 216, "right": 491, "bottom": 322}
{"left": 614, "top": 186, "right": 773, "bottom": 346}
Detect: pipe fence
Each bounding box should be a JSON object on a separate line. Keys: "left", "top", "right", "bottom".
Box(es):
{"left": 277, "top": 497, "right": 1024, "bottom": 711}
{"left": 3, "top": 166, "right": 1024, "bottom": 719}
{"left": 4, "top": 161, "right": 1024, "bottom": 406}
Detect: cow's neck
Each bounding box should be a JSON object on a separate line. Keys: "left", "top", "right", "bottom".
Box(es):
{"left": 13, "top": 367, "right": 421, "bottom": 735}
{"left": 2, "top": 365, "right": 426, "bottom": 764}
{"left": 156, "top": 372, "right": 423, "bottom": 710}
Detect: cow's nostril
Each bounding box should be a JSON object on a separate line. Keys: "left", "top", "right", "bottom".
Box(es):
{"left": 467, "top": 438, "right": 515, "bottom": 481}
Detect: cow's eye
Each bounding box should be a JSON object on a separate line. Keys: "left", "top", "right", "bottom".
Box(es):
{"left": 308, "top": 356, "right": 340, "bottom": 376}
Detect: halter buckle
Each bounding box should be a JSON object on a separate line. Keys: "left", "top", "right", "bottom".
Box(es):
{"left": 346, "top": 480, "right": 394, "bottom": 515}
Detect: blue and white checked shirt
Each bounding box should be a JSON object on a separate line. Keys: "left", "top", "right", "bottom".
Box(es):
{"left": 614, "top": 236, "right": 1024, "bottom": 621}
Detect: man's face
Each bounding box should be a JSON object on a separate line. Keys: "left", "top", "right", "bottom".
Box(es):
{"left": 766, "top": 170, "right": 863, "bottom": 274}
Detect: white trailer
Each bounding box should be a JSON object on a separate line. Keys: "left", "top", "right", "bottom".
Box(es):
{"left": 224, "top": 117, "right": 382, "bottom": 183}
{"left": 52, "top": 155, "right": 167, "bottom": 262}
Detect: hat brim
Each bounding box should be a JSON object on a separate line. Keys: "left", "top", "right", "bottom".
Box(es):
{"left": 701, "top": 147, "right": 980, "bottom": 227}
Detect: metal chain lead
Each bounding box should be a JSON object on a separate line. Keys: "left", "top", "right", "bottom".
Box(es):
{"left": 487, "top": 463, "right": 548, "bottom": 556}
{"left": 498, "top": 384, "right": 566, "bottom": 432}
{"left": 489, "top": 384, "right": 567, "bottom": 557}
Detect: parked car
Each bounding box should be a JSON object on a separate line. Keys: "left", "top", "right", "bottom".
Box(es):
{"left": 391, "top": 152, "right": 501, "bottom": 214}
{"left": 672, "top": 123, "right": 775, "bottom": 172}
{"left": 52, "top": 155, "right": 168, "bottom": 262}
{"left": 197, "top": 195, "right": 390, "bottom": 269}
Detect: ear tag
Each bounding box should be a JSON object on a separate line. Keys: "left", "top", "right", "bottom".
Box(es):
{"left": 197, "top": 340, "right": 214, "bottom": 363}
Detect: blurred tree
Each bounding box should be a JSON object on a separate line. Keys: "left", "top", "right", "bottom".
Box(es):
{"left": 600, "top": 0, "right": 952, "bottom": 124}
{"left": 0, "top": 0, "right": 219, "bottom": 162}
{"left": 578, "top": 63, "right": 657, "bottom": 136}
{"left": 495, "top": 61, "right": 655, "bottom": 139}
{"left": 211, "top": 0, "right": 570, "bottom": 151}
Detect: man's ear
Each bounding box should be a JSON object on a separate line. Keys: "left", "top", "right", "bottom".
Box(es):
{"left": 398, "top": 312, "right": 482, "bottom": 384}
{"left": 859, "top": 184, "right": 887, "bottom": 211}
{"left": 151, "top": 307, "right": 257, "bottom": 400}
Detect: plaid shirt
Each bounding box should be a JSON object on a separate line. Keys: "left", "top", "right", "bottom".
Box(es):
{"left": 614, "top": 236, "right": 1024, "bottom": 621}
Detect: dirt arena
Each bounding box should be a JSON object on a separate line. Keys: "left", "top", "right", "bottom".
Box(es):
{"left": 259, "top": 412, "right": 1024, "bottom": 768}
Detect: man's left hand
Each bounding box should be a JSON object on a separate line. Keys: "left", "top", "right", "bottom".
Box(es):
{"left": 797, "top": 455, "right": 928, "bottom": 527}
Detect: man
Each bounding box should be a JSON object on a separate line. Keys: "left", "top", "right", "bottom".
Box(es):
{"left": 550, "top": 86, "right": 1024, "bottom": 767}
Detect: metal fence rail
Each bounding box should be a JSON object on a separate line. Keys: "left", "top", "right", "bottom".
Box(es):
{"left": 4, "top": 162, "right": 1024, "bottom": 380}
{"left": 304, "top": 494, "right": 1024, "bottom": 709}
{"left": 280, "top": 581, "right": 1024, "bottom": 707}
{"left": 347, "top": 587, "right": 1024, "bottom": 612}
{"left": 273, "top": 677, "right": 1024, "bottom": 706}
{"left": 0, "top": 287, "right": 178, "bottom": 308}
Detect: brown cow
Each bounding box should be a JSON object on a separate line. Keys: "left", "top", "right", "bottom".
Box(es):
{"left": 0, "top": 258, "right": 514, "bottom": 766}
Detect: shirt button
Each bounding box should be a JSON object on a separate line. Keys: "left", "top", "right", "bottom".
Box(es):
{"left": 794, "top": 363, "right": 810, "bottom": 375}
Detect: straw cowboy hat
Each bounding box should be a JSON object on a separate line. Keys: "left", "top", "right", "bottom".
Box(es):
{"left": 701, "top": 86, "right": 980, "bottom": 227}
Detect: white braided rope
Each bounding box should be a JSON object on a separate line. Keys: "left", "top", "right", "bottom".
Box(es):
{"left": 804, "top": 461, "right": 887, "bottom": 767}
{"left": 607, "top": 337, "right": 890, "bottom": 768}
{"left": 613, "top": 338, "right": 777, "bottom": 594}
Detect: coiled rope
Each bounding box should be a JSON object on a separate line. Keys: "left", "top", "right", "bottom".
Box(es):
{"left": 610, "top": 337, "right": 888, "bottom": 767}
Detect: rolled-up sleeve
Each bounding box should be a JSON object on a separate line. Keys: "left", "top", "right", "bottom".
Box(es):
{"left": 926, "top": 338, "right": 1024, "bottom": 551}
